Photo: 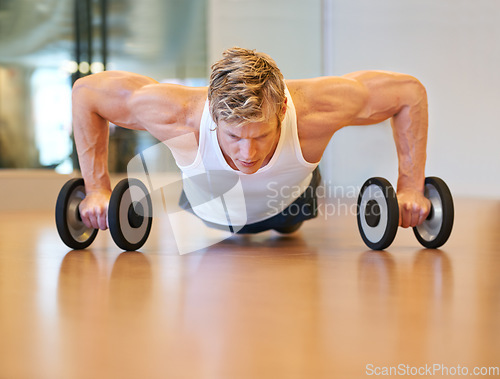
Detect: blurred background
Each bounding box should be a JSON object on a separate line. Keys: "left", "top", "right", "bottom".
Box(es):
{"left": 0, "top": 0, "right": 499, "bottom": 210}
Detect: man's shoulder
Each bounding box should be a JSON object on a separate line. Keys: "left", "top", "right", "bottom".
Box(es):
{"left": 127, "top": 83, "right": 207, "bottom": 141}
{"left": 286, "top": 76, "right": 367, "bottom": 141}
{"left": 286, "top": 76, "right": 366, "bottom": 118}
{"left": 285, "top": 76, "right": 360, "bottom": 95}
{"left": 141, "top": 83, "right": 208, "bottom": 106}
{"left": 139, "top": 84, "right": 207, "bottom": 122}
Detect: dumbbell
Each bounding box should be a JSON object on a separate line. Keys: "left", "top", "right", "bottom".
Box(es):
{"left": 55, "top": 178, "right": 153, "bottom": 251}
{"left": 357, "top": 177, "right": 454, "bottom": 250}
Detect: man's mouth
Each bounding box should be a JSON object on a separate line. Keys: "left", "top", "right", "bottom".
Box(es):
{"left": 239, "top": 160, "right": 258, "bottom": 167}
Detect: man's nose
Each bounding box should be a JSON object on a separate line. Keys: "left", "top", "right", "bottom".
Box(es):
{"left": 240, "top": 139, "right": 256, "bottom": 159}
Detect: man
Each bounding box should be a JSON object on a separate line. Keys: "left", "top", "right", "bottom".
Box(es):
{"left": 73, "top": 47, "right": 430, "bottom": 234}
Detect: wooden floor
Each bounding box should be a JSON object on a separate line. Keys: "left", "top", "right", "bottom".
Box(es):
{"left": 0, "top": 198, "right": 499, "bottom": 379}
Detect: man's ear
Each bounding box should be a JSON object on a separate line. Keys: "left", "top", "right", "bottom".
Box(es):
{"left": 280, "top": 97, "right": 288, "bottom": 119}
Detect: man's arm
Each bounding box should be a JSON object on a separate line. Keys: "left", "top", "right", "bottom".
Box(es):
{"left": 72, "top": 71, "right": 157, "bottom": 229}
{"left": 291, "top": 71, "right": 430, "bottom": 228}
{"left": 344, "top": 71, "right": 430, "bottom": 228}
{"left": 71, "top": 70, "right": 205, "bottom": 230}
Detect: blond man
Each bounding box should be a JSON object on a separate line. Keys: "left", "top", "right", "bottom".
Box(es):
{"left": 73, "top": 47, "right": 430, "bottom": 234}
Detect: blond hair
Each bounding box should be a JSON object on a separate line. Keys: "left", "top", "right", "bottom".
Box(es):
{"left": 208, "top": 47, "right": 286, "bottom": 127}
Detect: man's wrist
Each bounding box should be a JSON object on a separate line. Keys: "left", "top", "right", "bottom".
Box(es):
{"left": 397, "top": 174, "right": 425, "bottom": 193}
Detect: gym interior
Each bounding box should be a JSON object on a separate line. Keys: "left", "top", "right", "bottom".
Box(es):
{"left": 1, "top": 1, "right": 499, "bottom": 378}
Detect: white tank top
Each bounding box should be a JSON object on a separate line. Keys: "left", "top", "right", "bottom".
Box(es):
{"left": 177, "top": 87, "right": 319, "bottom": 226}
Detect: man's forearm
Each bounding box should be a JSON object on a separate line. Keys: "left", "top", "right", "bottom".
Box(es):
{"left": 391, "top": 85, "right": 428, "bottom": 193}
{"left": 72, "top": 84, "right": 112, "bottom": 193}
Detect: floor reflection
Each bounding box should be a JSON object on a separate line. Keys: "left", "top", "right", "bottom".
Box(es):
{"left": 57, "top": 250, "right": 154, "bottom": 373}
{"left": 357, "top": 249, "right": 453, "bottom": 364}
{"left": 58, "top": 250, "right": 103, "bottom": 319}
{"left": 169, "top": 234, "right": 323, "bottom": 377}
{"left": 109, "top": 251, "right": 153, "bottom": 313}
{"left": 358, "top": 250, "right": 397, "bottom": 299}
{"left": 58, "top": 250, "right": 153, "bottom": 316}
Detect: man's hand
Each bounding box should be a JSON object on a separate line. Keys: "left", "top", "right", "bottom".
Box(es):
{"left": 79, "top": 189, "right": 112, "bottom": 230}
{"left": 397, "top": 188, "right": 431, "bottom": 228}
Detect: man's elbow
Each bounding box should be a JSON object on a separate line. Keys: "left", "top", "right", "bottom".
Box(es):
{"left": 72, "top": 73, "right": 96, "bottom": 91}
{"left": 72, "top": 76, "right": 104, "bottom": 119}
{"left": 72, "top": 75, "right": 103, "bottom": 108}
{"left": 72, "top": 76, "right": 90, "bottom": 102}
{"left": 392, "top": 75, "right": 428, "bottom": 114}
{"left": 405, "top": 75, "right": 428, "bottom": 104}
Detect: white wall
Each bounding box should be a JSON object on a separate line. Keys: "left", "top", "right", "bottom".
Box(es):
{"left": 323, "top": 0, "right": 500, "bottom": 198}
{"left": 208, "top": 0, "right": 499, "bottom": 198}
{"left": 208, "top": 0, "right": 322, "bottom": 79}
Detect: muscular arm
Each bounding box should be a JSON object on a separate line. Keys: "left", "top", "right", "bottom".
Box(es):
{"left": 345, "top": 71, "right": 430, "bottom": 227}
{"left": 344, "top": 71, "right": 428, "bottom": 192}
{"left": 292, "top": 71, "right": 430, "bottom": 227}
{"left": 72, "top": 71, "right": 155, "bottom": 193}
{"left": 72, "top": 71, "right": 205, "bottom": 229}
{"left": 72, "top": 71, "right": 157, "bottom": 229}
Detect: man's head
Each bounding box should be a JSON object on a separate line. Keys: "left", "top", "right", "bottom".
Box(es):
{"left": 208, "top": 47, "right": 287, "bottom": 127}
{"left": 208, "top": 47, "right": 287, "bottom": 174}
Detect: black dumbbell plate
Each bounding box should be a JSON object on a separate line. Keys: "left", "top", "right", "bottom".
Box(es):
{"left": 413, "top": 177, "right": 454, "bottom": 249}
{"left": 108, "top": 178, "right": 152, "bottom": 251}
{"left": 357, "top": 177, "right": 399, "bottom": 250}
{"left": 55, "top": 178, "right": 98, "bottom": 250}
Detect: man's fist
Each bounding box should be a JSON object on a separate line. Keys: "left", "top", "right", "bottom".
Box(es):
{"left": 79, "top": 189, "right": 112, "bottom": 230}
{"left": 397, "top": 188, "right": 431, "bottom": 228}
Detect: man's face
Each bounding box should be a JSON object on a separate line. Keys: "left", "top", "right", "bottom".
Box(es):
{"left": 217, "top": 116, "right": 281, "bottom": 175}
